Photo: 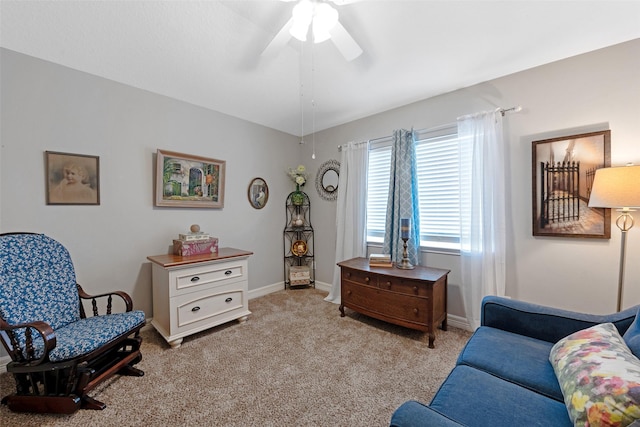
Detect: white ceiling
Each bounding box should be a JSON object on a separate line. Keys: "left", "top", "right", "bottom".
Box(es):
{"left": 1, "top": 0, "right": 639, "bottom": 137}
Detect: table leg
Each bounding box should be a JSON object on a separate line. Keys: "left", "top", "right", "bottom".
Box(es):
{"left": 339, "top": 304, "right": 345, "bottom": 317}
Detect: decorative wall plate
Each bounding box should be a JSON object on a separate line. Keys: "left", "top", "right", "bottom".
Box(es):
{"left": 291, "top": 240, "right": 308, "bottom": 257}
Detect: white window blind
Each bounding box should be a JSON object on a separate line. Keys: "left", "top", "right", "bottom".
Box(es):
{"left": 366, "top": 127, "right": 461, "bottom": 249}
{"left": 415, "top": 129, "right": 461, "bottom": 246}
{"left": 366, "top": 139, "right": 392, "bottom": 242}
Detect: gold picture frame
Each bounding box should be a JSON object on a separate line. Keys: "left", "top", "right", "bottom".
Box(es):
{"left": 155, "top": 149, "right": 225, "bottom": 208}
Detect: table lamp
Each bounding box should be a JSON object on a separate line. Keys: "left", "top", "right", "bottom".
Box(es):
{"left": 588, "top": 164, "right": 640, "bottom": 311}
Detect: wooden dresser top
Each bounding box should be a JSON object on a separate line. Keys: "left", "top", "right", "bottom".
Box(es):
{"left": 337, "top": 257, "right": 450, "bottom": 282}
{"left": 147, "top": 247, "right": 253, "bottom": 268}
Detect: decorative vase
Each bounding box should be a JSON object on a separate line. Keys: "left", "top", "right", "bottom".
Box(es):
{"left": 292, "top": 184, "right": 305, "bottom": 206}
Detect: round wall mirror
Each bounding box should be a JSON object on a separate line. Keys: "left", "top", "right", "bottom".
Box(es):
{"left": 315, "top": 159, "right": 340, "bottom": 201}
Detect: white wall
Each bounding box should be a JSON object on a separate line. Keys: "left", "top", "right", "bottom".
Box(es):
{"left": 2, "top": 39, "right": 639, "bottom": 336}
{"left": 0, "top": 48, "right": 301, "bottom": 320}
{"left": 305, "top": 39, "right": 640, "bottom": 316}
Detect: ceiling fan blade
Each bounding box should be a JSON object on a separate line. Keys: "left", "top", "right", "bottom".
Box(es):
{"left": 261, "top": 16, "right": 294, "bottom": 59}
{"left": 329, "top": 0, "right": 363, "bottom": 5}
{"left": 329, "top": 21, "right": 363, "bottom": 61}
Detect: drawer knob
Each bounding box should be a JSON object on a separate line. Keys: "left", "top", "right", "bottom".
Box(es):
{"left": 192, "top": 306, "right": 201, "bottom": 312}
{"left": 347, "top": 290, "right": 352, "bottom": 295}
{"left": 386, "top": 281, "right": 391, "bottom": 289}
{"left": 225, "top": 270, "right": 232, "bottom": 275}
{"left": 413, "top": 286, "right": 418, "bottom": 293}
{"left": 225, "top": 297, "right": 233, "bottom": 303}
{"left": 365, "top": 277, "right": 370, "bottom": 283}
{"left": 346, "top": 272, "right": 351, "bottom": 278}
{"left": 191, "top": 276, "right": 200, "bottom": 282}
{"left": 413, "top": 308, "right": 419, "bottom": 314}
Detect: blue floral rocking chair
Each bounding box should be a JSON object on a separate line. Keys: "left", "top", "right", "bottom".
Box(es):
{"left": 0, "top": 233, "right": 145, "bottom": 414}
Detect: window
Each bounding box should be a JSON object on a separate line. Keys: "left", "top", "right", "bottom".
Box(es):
{"left": 366, "top": 126, "right": 461, "bottom": 250}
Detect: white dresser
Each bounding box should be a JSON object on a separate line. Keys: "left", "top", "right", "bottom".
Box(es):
{"left": 147, "top": 248, "right": 253, "bottom": 348}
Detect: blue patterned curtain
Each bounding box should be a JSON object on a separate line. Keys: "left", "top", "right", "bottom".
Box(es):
{"left": 383, "top": 129, "right": 420, "bottom": 265}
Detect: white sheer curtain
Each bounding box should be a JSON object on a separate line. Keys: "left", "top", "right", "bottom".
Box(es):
{"left": 325, "top": 141, "right": 369, "bottom": 304}
{"left": 457, "top": 109, "right": 506, "bottom": 330}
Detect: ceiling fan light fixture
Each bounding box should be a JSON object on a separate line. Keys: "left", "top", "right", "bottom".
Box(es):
{"left": 289, "top": 0, "right": 339, "bottom": 43}
{"left": 290, "top": 0, "right": 313, "bottom": 41}
{"left": 312, "top": 3, "right": 338, "bottom": 43}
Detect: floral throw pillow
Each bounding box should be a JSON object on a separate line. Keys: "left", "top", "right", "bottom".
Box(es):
{"left": 550, "top": 323, "right": 640, "bottom": 427}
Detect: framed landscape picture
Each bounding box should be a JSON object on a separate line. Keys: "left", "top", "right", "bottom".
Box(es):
{"left": 531, "top": 130, "right": 611, "bottom": 238}
{"left": 155, "top": 149, "right": 225, "bottom": 208}
{"left": 46, "top": 151, "right": 100, "bottom": 205}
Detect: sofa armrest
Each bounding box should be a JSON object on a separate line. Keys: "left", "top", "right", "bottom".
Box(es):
{"left": 390, "top": 401, "right": 464, "bottom": 427}
{"left": 481, "top": 296, "right": 639, "bottom": 343}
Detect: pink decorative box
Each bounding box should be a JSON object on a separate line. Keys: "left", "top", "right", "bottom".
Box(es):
{"left": 173, "top": 238, "right": 219, "bottom": 256}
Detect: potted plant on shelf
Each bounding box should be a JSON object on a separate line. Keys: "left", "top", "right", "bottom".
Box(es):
{"left": 287, "top": 165, "right": 308, "bottom": 205}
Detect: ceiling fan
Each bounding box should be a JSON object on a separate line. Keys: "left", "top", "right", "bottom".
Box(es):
{"left": 262, "top": 0, "right": 363, "bottom": 61}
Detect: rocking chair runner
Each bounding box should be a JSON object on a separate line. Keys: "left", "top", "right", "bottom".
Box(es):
{"left": 0, "top": 233, "right": 145, "bottom": 414}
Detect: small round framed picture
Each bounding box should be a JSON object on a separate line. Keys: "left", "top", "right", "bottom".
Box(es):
{"left": 248, "top": 177, "right": 269, "bottom": 209}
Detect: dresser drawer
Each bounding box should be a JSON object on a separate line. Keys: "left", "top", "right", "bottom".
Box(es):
{"left": 341, "top": 268, "right": 376, "bottom": 287}
{"left": 342, "top": 281, "right": 379, "bottom": 309}
{"left": 172, "top": 261, "right": 246, "bottom": 296}
{"left": 375, "top": 291, "right": 429, "bottom": 326}
{"left": 378, "top": 276, "right": 430, "bottom": 297}
{"left": 342, "top": 281, "right": 430, "bottom": 331}
{"left": 175, "top": 284, "right": 245, "bottom": 330}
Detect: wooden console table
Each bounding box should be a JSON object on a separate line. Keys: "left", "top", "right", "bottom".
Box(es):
{"left": 337, "top": 257, "right": 450, "bottom": 348}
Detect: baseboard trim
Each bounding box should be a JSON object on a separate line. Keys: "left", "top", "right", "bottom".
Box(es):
{"left": 248, "top": 281, "right": 331, "bottom": 300}
{"left": 447, "top": 314, "right": 472, "bottom": 332}
{"left": 248, "top": 282, "right": 283, "bottom": 299}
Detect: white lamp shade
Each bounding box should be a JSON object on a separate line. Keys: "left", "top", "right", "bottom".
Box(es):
{"left": 588, "top": 165, "right": 640, "bottom": 209}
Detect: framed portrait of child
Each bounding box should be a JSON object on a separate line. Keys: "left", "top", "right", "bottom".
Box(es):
{"left": 46, "top": 151, "right": 100, "bottom": 205}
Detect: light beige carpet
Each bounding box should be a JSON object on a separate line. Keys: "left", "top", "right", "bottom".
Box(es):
{"left": 0, "top": 288, "right": 471, "bottom": 427}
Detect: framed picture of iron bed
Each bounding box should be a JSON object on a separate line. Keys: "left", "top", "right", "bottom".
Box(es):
{"left": 531, "top": 129, "right": 611, "bottom": 239}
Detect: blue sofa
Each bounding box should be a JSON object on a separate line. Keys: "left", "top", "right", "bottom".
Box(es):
{"left": 390, "top": 296, "right": 640, "bottom": 427}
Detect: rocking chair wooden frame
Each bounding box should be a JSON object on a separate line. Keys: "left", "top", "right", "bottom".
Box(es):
{"left": 0, "top": 233, "right": 145, "bottom": 414}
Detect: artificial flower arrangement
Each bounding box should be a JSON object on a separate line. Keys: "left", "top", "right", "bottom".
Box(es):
{"left": 287, "top": 165, "right": 308, "bottom": 188}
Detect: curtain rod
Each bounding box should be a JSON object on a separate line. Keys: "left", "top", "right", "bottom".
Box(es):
{"left": 337, "top": 140, "right": 371, "bottom": 152}
{"left": 499, "top": 105, "right": 523, "bottom": 116}
{"left": 338, "top": 105, "right": 522, "bottom": 151}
